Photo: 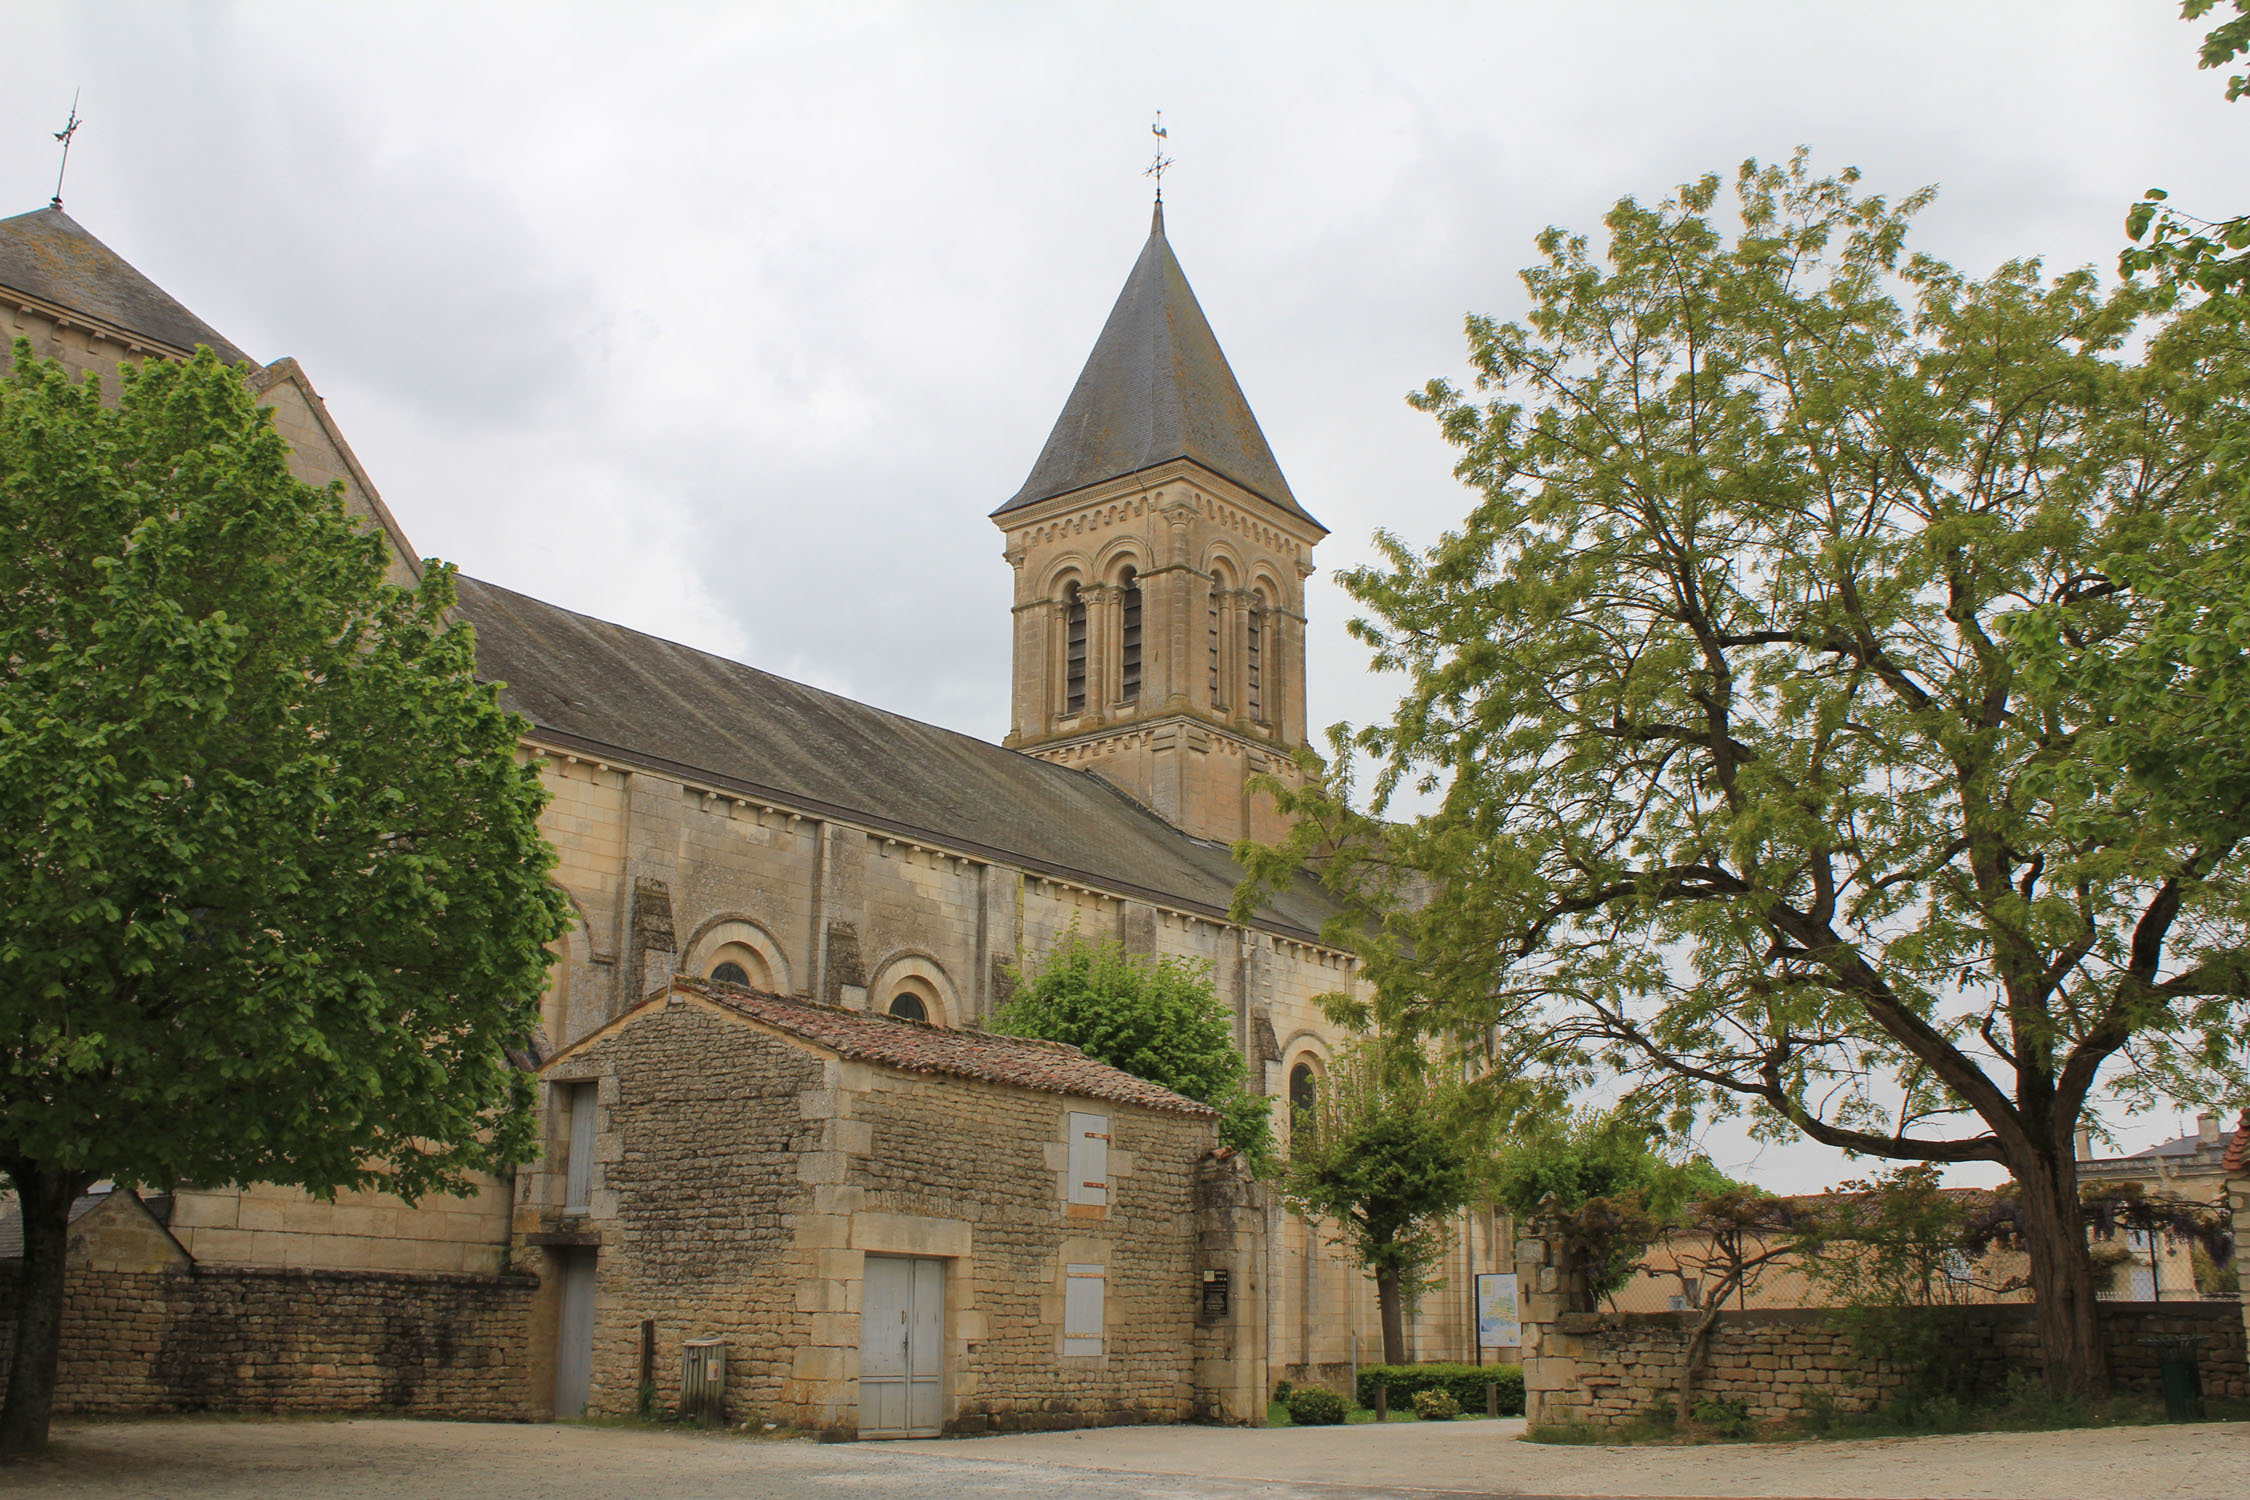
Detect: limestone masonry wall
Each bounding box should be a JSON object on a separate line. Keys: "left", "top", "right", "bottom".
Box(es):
{"left": 1516, "top": 1215, "right": 2247, "bottom": 1428}
{"left": 529, "top": 999, "right": 824, "bottom": 1424}
{"left": 0, "top": 1264, "right": 536, "bottom": 1418}
{"left": 842, "top": 1061, "right": 1215, "bottom": 1431}
{"left": 1523, "top": 1304, "right": 2246, "bottom": 1428}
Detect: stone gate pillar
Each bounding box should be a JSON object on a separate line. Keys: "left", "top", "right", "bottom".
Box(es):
{"left": 1515, "top": 1202, "right": 1591, "bottom": 1426}
{"left": 1193, "top": 1148, "right": 1269, "bottom": 1423}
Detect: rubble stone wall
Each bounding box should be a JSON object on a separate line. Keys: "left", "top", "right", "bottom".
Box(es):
{"left": 0, "top": 1263, "right": 536, "bottom": 1418}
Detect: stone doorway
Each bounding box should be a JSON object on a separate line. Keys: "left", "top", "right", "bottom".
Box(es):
{"left": 859, "top": 1255, "right": 944, "bottom": 1437}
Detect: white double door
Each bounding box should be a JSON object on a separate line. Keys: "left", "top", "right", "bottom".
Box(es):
{"left": 860, "top": 1255, "right": 945, "bottom": 1437}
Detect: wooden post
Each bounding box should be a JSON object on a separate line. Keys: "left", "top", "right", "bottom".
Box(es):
{"left": 1373, "top": 1383, "right": 1387, "bottom": 1421}
{"left": 1486, "top": 1381, "right": 1499, "bottom": 1418}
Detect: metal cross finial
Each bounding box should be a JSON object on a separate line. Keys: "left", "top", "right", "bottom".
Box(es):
{"left": 51, "top": 90, "right": 83, "bottom": 210}
{"left": 1145, "top": 111, "right": 1173, "bottom": 202}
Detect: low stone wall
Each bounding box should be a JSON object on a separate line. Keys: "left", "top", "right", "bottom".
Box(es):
{"left": 0, "top": 1264, "right": 538, "bottom": 1418}
{"left": 1528, "top": 1302, "right": 2246, "bottom": 1428}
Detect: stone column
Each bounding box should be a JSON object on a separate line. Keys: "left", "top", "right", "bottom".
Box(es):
{"left": 1084, "top": 583, "right": 1116, "bottom": 719}
{"left": 1161, "top": 502, "right": 1196, "bottom": 709}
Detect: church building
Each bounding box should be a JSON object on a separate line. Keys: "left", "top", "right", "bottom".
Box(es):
{"left": 0, "top": 193, "right": 1511, "bottom": 1429}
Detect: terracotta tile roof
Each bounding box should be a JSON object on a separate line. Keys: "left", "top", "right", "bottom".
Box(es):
{"left": 2225, "top": 1110, "right": 2249, "bottom": 1176}
{"left": 663, "top": 976, "right": 1215, "bottom": 1117}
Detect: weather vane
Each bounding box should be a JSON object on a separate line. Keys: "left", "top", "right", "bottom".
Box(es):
{"left": 51, "top": 89, "right": 83, "bottom": 210}
{"left": 1145, "top": 111, "right": 1173, "bottom": 202}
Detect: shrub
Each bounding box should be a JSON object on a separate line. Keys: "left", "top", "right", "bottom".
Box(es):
{"left": 1272, "top": 1379, "right": 1294, "bottom": 1404}
{"left": 1286, "top": 1385, "right": 1347, "bottom": 1426}
{"left": 1355, "top": 1362, "right": 1524, "bottom": 1415}
{"left": 1690, "top": 1398, "right": 1752, "bottom": 1438}
{"left": 1411, "top": 1389, "right": 1461, "bottom": 1420}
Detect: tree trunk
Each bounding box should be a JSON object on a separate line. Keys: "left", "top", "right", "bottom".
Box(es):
{"left": 0, "top": 1162, "right": 94, "bottom": 1457}
{"left": 2009, "top": 1140, "right": 2109, "bottom": 1400}
{"left": 1375, "top": 1265, "right": 1407, "bottom": 1366}
{"left": 1674, "top": 1301, "right": 1723, "bottom": 1424}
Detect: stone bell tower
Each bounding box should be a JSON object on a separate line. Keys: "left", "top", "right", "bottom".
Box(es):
{"left": 993, "top": 202, "right": 1326, "bottom": 846}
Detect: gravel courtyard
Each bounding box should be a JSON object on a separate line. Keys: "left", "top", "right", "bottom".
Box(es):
{"left": 8, "top": 1415, "right": 2248, "bottom": 1500}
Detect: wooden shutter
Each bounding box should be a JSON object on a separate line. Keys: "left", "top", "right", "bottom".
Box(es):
{"left": 1066, "top": 1112, "right": 1109, "bottom": 1206}
{"left": 1063, "top": 1263, "right": 1105, "bottom": 1356}
{"left": 564, "top": 1082, "right": 598, "bottom": 1212}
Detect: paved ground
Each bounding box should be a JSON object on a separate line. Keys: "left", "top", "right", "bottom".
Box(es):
{"left": 8, "top": 1414, "right": 2248, "bottom": 1500}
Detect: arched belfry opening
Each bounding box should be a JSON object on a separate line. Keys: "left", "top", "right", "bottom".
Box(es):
{"left": 992, "top": 204, "right": 1326, "bottom": 845}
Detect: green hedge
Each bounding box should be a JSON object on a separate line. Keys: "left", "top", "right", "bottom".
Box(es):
{"left": 1286, "top": 1385, "right": 1348, "bottom": 1425}
{"left": 1356, "top": 1363, "right": 1524, "bottom": 1416}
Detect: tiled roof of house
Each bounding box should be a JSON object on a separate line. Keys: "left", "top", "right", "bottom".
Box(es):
{"left": 454, "top": 575, "right": 1347, "bottom": 943}
{"left": 665, "top": 976, "right": 1215, "bottom": 1116}
{"left": 994, "top": 202, "right": 1319, "bottom": 529}
{"left": 2226, "top": 1110, "right": 2249, "bottom": 1176}
{"left": 0, "top": 206, "right": 251, "bottom": 364}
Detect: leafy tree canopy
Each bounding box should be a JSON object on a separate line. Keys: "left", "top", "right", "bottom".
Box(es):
{"left": 1488, "top": 1108, "right": 1735, "bottom": 1224}
{"left": 1281, "top": 1041, "right": 1487, "bottom": 1363}
{"left": 1487, "top": 1108, "right": 1737, "bottom": 1302}
{"left": 991, "top": 929, "right": 1273, "bottom": 1168}
{"left": 1237, "top": 154, "right": 2250, "bottom": 1397}
{"left": 0, "top": 344, "right": 571, "bottom": 1451}
{"left": 2122, "top": 2, "right": 2250, "bottom": 294}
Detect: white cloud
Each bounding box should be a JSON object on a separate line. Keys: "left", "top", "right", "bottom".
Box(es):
{"left": 5, "top": 0, "right": 2232, "bottom": 1187}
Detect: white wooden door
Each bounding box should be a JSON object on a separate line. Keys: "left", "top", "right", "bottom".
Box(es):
{"left": 554, "top": 1250, "right": 597, "bottom": 1418}
{"left": 860, "top": 1255, "right": 944, "bottom": 1437}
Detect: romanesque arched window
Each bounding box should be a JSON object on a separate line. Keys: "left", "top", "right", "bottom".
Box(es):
{"left": 1118, "top": 567, "right": 1143, "bottom": 703}
{"left": 1207, "top": 563, "right": 1234, "bottom": 712}
{"left": 1289, "top": 1060, "right": 1319, "bottom": 1149}
{"left": 705, "top": 941, "right": 773, "bottom": 991}
{"left": 1064, "top": 583, "right": 1088, "bottom": 715}
{"left": 888, "top": 992, "right": 927, "bottom": 1022}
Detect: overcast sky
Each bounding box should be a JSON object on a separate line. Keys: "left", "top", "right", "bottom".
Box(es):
{"left": 5, "top": 1, "right": 2238, "bottom": 1188}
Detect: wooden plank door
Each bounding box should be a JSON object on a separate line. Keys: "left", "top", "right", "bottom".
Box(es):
{"left": 554, "top": 1249, "right": 597, "bottom": 1418}
{"left": 860, "top": 1255, "right": 944, "bottom": 1437}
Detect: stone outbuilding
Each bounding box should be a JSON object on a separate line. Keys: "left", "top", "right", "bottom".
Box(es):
{"left": 517, "top": 976, "right": 1267, "bottom": 1436}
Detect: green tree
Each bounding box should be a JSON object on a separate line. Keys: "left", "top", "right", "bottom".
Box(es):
{"left": 0, "top": 346, "right": 571, "bottom": 1454}
{"left": 991, "top": 929, "right": 1273, "bottom": 1166}
{"left": 2121, "top": 2, "right": 2250, "bottom": 295}
{"left": 1280, "top": 1041, "right": 1485, "bottom": 1363}
{"left": 1488, "top": 1109, "right": 1736, "bottom": 1304}
{"left": 1246, "top": 157, "right": 2250, "bottom": 1398}
{"left": 1654, "top": 1188, "right": 1819, "bottom": 1422}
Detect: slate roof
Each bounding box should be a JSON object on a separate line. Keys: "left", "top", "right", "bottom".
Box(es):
{"left": 0, "top": 206, "right": 251, "bottom": 364}
{"left": 455, "top": 575, "right": 1344, "bottom": 941}
{"left": 661, "top": 976, "right": 1214, "bottom": 1116}
{"left": 994, "top": 203, "right": 1320, "bottom": 529}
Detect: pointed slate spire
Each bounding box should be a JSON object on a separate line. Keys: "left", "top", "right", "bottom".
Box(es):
{"left": 996, "top": 209, "right": 1318, "bottom": 529}
{"left": 0, "top": 205, "right": 251, "bottom": 364}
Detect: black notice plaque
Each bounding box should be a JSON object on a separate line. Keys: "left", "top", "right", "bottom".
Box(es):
{"left": 1200, "top": 1269, "right": 1230, "bottom": 1321}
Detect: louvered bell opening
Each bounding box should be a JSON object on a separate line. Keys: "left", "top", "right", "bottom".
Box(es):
{"left": 1119, "top": 577, "right": 1142, "bottom": 702}
{"left": 1065, "top": 588, "right": 1088, "bottom": 715}
{"left": 1245, "top": 611, "right": 1263, "bottom": 720}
